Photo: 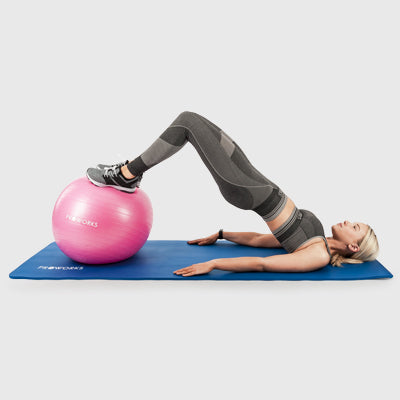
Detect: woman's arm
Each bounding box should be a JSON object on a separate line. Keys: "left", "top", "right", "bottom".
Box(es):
{"left": 213, "top": 249, "right": 327, "bottom": 273}
{"left": 221, "top": 231, "right": 262, "bottom": 246}
{"left": 221, "top": 232, "right": 282, "bottom": 248}
{"left": 188, "top": 231, "right": 278, "bottom": 247}
{"left": 173, "top": 257, "right": 265, "bottom": 276}
{"left": 215, "top": 246, "right": 329, "bottom": 273}
{"left": 259, "top": 246, "right": 329, "bottom": 272}
{"left": 173, "top": 246, "right": 329, "bottom": 276}
{"left": 251, "top": 233, "right": 282, "bottom": 248}
{"left": 187, "top": 231, "right": 261, "bottom": 247}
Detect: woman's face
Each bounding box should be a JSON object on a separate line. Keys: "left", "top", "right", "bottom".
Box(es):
{"left": 331, "top": 220, "right": 369, "bottom": 246}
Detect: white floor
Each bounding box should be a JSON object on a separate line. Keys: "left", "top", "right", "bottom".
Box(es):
{"left": 2, "top": 246, "right": 398, "bottom": 400}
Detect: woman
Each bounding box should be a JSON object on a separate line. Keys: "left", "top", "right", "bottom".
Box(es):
{"left": 86, "top": 111, "right": 379, "bottom": 276}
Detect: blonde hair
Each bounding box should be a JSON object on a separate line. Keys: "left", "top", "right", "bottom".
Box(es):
{"left": 330, "top": 226, "right": 379, "bottom": 267}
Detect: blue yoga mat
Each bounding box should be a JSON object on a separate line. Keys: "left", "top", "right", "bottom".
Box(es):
{"left": 9, "top": 240, "right": 393, "bottom": 281}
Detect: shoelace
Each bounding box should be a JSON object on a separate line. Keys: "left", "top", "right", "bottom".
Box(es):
{"left": 104, "top": 167, "right": 121, "bottom": 179}
{"left": 104, "top": 167, "right": 140, "bottom": 185}
{"left": 104, "top": 160, "right": 128, "bottom": 171}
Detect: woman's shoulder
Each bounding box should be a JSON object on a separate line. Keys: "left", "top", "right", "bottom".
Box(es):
{"left": 294, "top": 238, "right": 331, "bottom": 265}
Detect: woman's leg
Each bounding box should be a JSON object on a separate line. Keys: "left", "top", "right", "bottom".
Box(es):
{"left": 126, "top": 111, "right": 287, "bottom": 222}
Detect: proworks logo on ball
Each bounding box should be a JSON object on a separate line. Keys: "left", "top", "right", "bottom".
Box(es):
{"left": 65, "top": 214, "right": 98, "bottom": 228}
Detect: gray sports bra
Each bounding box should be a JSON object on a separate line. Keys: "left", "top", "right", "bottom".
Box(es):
{"left": 272, "top": 207, "right": 332, "bottom": 258}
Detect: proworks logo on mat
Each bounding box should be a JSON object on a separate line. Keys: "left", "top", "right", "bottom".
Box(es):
{"left": 38, "top": 265, "right": 84, "bottom": 271}
{"left": 66, "top": 214, "right": 98, "bottom": 228}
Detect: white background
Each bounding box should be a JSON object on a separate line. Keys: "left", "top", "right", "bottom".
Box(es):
{"left": 1, "top": 1, "right": 399, "bottom": 399}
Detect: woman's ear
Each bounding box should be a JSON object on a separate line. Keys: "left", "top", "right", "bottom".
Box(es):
{"left": 347, "top": 243, "right": 360, "bottom": 254}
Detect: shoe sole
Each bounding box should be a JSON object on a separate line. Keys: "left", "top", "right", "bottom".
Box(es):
{"left": 86, "top": 173, "right": 137, "bottom": 193}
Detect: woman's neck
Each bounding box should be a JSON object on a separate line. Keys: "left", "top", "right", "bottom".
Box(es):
{"left": 326, "top": 237, "right": 349, "bottom": 257}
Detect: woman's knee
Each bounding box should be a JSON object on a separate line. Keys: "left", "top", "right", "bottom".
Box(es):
{"left": 170, "top": 111, "right": 203, "bottom": 135}
{"left": 175, "top": 111, "right": 198, "bottom": 123}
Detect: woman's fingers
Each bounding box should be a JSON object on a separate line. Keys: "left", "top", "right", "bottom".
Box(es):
{"left": 175, "top": 271, "right": 193, "bottom": 276}
{"left": 174, "top": 262, "right": 212, "bottom": 277}
{"left": 174, "top": 265, "right": 198, "bottom": 276}
{"left": 174, "top": 266, "right": 192, "bottom": 274}
{"left": 187, "top": 239, "right": 201, "bottom": 244}
{"left": 187, "top": 239, "right": 207, "bottom": 245}
{"left": 187, "top": 235, "right": 215, "bottom": 245}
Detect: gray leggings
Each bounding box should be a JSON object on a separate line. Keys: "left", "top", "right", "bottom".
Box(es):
{"left": 127, "top": 111, "right": 288, "bottom": 222}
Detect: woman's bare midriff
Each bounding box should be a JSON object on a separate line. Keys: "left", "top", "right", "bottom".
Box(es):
{"left": 266, "top": 197, "right": 329, "bottom": 255}
{"left": 265, "top": 197, "right": 296, "bottom": 232}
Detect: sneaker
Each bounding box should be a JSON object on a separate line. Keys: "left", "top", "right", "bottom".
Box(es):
{"left": 86, "top": 166, "right": 143, "bottom": 193}
{"left": 97, "top": 160, "right": 129, "bottom": 170}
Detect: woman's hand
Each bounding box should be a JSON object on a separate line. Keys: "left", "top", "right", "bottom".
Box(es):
{"left": 173, "top": 260, "right": 215, "bottom": 277}
{"left": 187, "top": 233, "right": 218, "bottom": 246}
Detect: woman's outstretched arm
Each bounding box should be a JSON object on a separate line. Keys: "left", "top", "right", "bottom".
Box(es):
{"left": 173, "top": 246, "right": 329, "bottom": 276}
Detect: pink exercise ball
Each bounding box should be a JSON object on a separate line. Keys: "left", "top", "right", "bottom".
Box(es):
{"left": 52, "top": 177, "right": 153, "bottom": 264}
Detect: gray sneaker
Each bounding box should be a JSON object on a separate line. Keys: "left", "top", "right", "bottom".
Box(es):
{"left": 97, "top": 160, "right": 129, "bottom": 170}
{"left": 86, "top": 166, "right": 143, "bottom": 193}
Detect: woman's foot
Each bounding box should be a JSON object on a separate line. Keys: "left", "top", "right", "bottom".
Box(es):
{"left": 120, "top": 165, "right": 136, "bottom": 179}
{"left": 86, "top": 166, "right": 143, "bottom": 193}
